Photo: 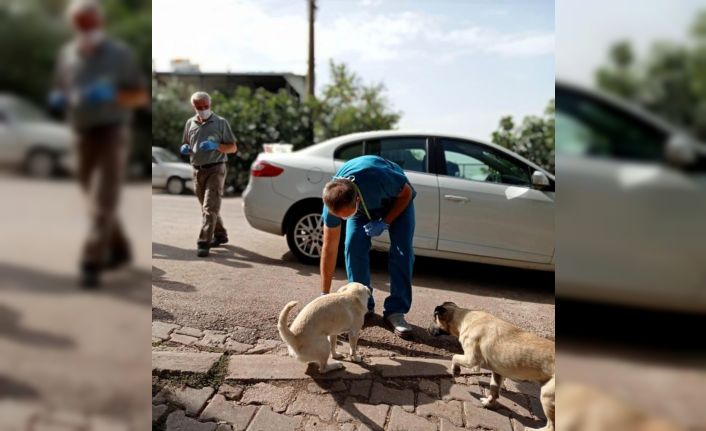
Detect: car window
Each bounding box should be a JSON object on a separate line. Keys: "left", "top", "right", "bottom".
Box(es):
{"left": 366, "top": 137, "right": 427, "bottom": 173}
{"left": 556, "top": 88, "right": 667, "bottom": 162}
{"left": 440, "top": 139, "right": 531, "bottom": 186}
{"left": 334, "top": 141, "right": 363, "bottom": 161}
{"left": 154, "top": 149, "right": 180, "bottom": 163}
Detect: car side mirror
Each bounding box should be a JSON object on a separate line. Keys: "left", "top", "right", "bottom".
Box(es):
{"left": 531, "top": 170, "right": 550, "bottom": 189}
{"left": 665, "top": 134, "right": 697, "bottom": 167}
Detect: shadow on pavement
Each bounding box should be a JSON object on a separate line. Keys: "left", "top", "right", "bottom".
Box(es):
{"left": 474, "top": 379, "right": 545, "bottom": 428}
{"left": 152, "top": 265, "right": 197, "bottom": 293}
{"left": 0, "top": 263, "right": 151, "bottom": 307}
{"left": 362, "top": 314, "right": 462, "bottom": 356}
{"left": 0, "top": 375, "right": 41, "bottom": 400}
{"left": 0, "top": 303, "right": 75, "bottom": 349}
{"left": 152, "top": 306, "right": 175, "bottom": 322}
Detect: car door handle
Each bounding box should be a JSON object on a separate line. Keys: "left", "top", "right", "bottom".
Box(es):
{"left": 444, "top": 194, "right": 469, "bottom": 202}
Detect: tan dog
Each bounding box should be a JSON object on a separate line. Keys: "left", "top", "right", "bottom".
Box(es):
{"left": 430, "top": 302, "right": 555, "bottom": 431}
{"left": 278, "top": 282, "right": 370, "bottom": 374}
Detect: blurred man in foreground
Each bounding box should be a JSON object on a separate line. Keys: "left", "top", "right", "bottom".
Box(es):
{"left": 180, "top": 91, "right": 238, "bottom": 257}
{"left": 50, "top": 0, "right": 148, "bottom": 287}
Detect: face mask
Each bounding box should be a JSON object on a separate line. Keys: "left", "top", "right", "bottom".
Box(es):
{"left": 196, "top": 109, "right": 212, "bottom": 120}
{"left": 77, "top": 29, "right": 104, "bottom": 48}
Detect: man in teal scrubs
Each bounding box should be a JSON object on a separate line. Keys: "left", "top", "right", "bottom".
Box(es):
{"left": 320, "top": 155, "right": 416, "bottom": 338}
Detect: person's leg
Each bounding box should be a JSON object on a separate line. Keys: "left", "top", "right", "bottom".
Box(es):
{"left": 198, "top": 164, "right": 225, "bottom": 245}
{"left": 384, "top": 202, "right": 415, "bottom": 317}
{"left": 213, "top": 165, "right": 228, "bottom": 243}
{"left": 344, "top": 216, "right": 374, "bottom": 311}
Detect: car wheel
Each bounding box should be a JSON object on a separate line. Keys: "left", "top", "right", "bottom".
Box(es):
{"left": 25, "top": 150, "right": 56, "bottom": 178}
{"left": 166, "top": 177, "right": 185, "bottom": 195}
{"left": 286, "top": 206, "right": 325, "bottom": 265}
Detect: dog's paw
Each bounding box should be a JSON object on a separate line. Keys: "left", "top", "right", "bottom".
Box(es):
{"left": 451, "top": 364, "right": 461, "bottom": 376}
{"left": 480, "top": 396, "right": 498, "bottom": 409}
{"left": 349, "top": 354, "right": 362, "bottom": 363}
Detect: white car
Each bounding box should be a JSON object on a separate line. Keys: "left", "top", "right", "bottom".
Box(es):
{"left": 152, "top": 146, "right": 194, "bottom": 194}
{"left": 0, "top": 94, "right": 75, "bottom": 177}
{"left": 243, "top": 131, "right": 555, "bottom": 270}
{"left": 556, "top": 81, "right": 706, "bottom": 312}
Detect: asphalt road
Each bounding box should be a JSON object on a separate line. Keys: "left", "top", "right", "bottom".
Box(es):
{"left": 152, "top": 193, "right": 555, "bottom": 357}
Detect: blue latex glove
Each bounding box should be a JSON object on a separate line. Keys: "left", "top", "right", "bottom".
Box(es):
{"left": 82, "top": 81, "right": 116, "bottom": 104}
{"left": 180, "top": 144, "right": 191, "bottom": 155}
{"left": 48, "top": 90, "right": 67, "bottom": 110}
{"left": 198, "top": 139, "right": 219, "bottom": 152}
{"left": 364, "top": 219, "right": 389, "bottom": 237}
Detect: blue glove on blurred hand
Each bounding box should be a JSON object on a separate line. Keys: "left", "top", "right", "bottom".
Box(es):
{"left": 180, "top": 144, "right": 191, "bottom": 155}
{"left": 48, "top": 90, "right": 67, "bottom": 110}
{"left": 364, "top": 219, "right": 389, "bottom": 237}
{"left": 82, "top": 81, "right": 116, "bottom": 104}
{"left": 198, "top": 139, "right": 219, "bottom": 152}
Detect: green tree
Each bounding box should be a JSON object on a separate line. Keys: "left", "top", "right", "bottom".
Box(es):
{"left": 595, "top": 10, "right": 706, "bottom": 141}
{"left": 491, "top": 99, "right": 555, "bottom": 173}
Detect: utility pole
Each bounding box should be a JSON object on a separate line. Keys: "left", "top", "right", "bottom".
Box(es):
{"left": 305, "top": 0, "right": 316, "bottom": 99}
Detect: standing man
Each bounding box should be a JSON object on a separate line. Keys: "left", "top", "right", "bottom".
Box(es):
{"left": 320, "top": 155, "right": 416, "bottom": 339}
{"left": 50, "top": 0, "right": 148, "bottom": 287}
{"left": 180, "top": 92, "right": 237, "bottom": 257}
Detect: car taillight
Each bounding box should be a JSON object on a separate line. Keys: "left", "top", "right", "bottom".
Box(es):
{"left": 251, "top": 160, "right": 284, "bottom": 177}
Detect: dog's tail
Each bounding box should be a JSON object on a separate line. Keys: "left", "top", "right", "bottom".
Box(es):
{"left": 277, "top": 301, "right": 299, "bottom": 356}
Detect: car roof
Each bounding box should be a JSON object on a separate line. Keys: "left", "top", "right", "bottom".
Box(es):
{"left": 297, "top": 130, "right": 555, "bottom": 178}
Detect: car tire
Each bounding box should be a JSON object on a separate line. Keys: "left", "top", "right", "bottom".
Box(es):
{"left": 166, "top": 176, "right": 185, "bottom": 195}
{"left": 25, "top": 149, "right": 57, "bottom": 178}
{"left": 286, "top": 204, "right": 347, "bottom": 266}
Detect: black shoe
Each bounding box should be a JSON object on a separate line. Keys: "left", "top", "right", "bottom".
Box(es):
{"left": 197, "top": 243, "right": 210, "bottom": 257}
{"left": 105, "top": 248, "right": 132, "bottom": 270}
{"left": 210, "top": 236, "right": 228, "bottom": 247}
{"left": 80, "top": 263, "right": 101, "bottom": 289}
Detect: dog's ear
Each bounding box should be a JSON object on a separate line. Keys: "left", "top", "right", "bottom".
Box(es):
{"left": 434, "top": 304, "right": 449, "bottom": 321}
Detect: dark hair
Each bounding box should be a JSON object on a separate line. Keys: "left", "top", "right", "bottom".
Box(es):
{"left": 323, "top": 179, "right": 357, "bottom": 212}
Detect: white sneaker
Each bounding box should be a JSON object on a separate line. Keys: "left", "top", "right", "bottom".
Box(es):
{"left": 384, "top": 313, "right": 413, "bottom": 338}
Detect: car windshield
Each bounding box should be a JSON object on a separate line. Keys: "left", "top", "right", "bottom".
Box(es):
{"left": 154, "top": 149, "right": 180, "bottom": 163}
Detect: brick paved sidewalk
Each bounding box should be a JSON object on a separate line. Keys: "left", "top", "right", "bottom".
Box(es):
{"left": 152, "top": 321, "right": 546, "bottom": 431}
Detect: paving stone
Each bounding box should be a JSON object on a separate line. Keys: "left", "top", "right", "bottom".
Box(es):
{"left": 439, "top": 380, "right": 475, "bottom": 402}
{"left": 350, "top": 380, "right": 372, "bottom": 399}
{"left": 176, "top": 326, "right": 204, "bottom": 338}
{"left": 218, "top": 384, "right": 243, "bottom": 400}
{"left": 159, "top": 386, "right": 215, "bottom": 416}
{"left": 240, "top": 383, "right": 295, "bottom": 413}
{"left": 153, "top": 321, "right": 180, "bottom": 340}
{"left": 0, "top": 401, "right": 41, "bottom": 429}
{"left": 370, "top": 357, "right": 472, "bottom": 378}
{"left": 166, "top": 410, "right": 217, "bottom": 431}
{"left": 153, "top": 404, "right": 168, "bottom": 423}
{"left": 369, "top": 382, "right": 414, "bottom": 412}
{"left": 153, "top": 351, "right": 222, "bottom": 374}
{"left": 224, "top": 340, "right": 254, "bottom": 354}
{"left": 153, "top": 337, "right": 163, "bottom": 344}
{"left": 215, "top": 425, "right": 233, "bottom": 431}
{"left": 387, "top": 406, "right": 436, "bottom": 431}
{"left": 336, "top": 397, "right": 389, "bottom": 430}
{"left": 463, "top": 401, "right": 512, "bottom": 431}
{"left": 300, "top": 416, "right": 340, "bottom": 431}
{"left": 199, "top": 395, "right": 257, "bottom": 431}
{"left": 171, "top": 333, "right": 201, "bottom": 346}
{"left": 418, "top": 379, "right": 439, "bottom": 398}
{"left": 247, "top": 406, "right": 302, "bottom": 431}
{"left": 204, "top": 330, "right": 227, "bottom": 336}
{"left": 196, "top": 332, "right": 229, "bottom": 349}
{"left": 439, "top": 418, "right": 465, "bottom": 431}
{"left": 286, "top": 392, "right": 337, "bottom": 421}
{"left": 88, "top": 416, "right": 130, "bottom": 431}
{"left": 227, "top": 355, "right": 370, "bottom": 380}
{"left": 308, "top": 381, "right": 347, "bottom": 394}
{"left": 246, "top": 339, "right": 282, "bottom": 354}
{"left": 416, "top": 393, "right": 463, "bottom": 427}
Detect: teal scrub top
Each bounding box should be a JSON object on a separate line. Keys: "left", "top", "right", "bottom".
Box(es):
{"left": 322, "top": 155, "right": 415, "bottom": 228}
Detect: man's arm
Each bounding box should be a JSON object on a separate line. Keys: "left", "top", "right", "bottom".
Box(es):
{"left": 320, "top": 225, "right": 341, "bottom": 294}
{"left": 383, "top": 183, "right": 414, "bottom": 225}
{"left": 218, "top": 142, "right": 238, "bottom": 154}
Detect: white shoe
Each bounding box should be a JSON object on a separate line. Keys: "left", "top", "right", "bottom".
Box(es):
{"left": 384, "top": 313, "right": 412, "bottom": 338}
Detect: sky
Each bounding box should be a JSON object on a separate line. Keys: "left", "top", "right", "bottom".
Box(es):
{"left": 557, "top": 0, "right": 703, "bottom": 86}
{"left": 152, "top": 0, "right": 555, "bottom": 140}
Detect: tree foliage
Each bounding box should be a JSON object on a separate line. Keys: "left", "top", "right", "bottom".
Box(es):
{"left": 491, "top": 100, "right": 555, "bottom": 173}
{"left": 595, "top": 10, "right": 706, "bottom": 141}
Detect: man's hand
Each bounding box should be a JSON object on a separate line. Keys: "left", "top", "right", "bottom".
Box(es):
{"left": 364, "top": 219, "right": 389, "bottom": 237}
{"left": 198, "top": 139, "right": 219, "bottom": 152}
{"left": 180, "top": 144, "right": 191, "bottom": 155}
